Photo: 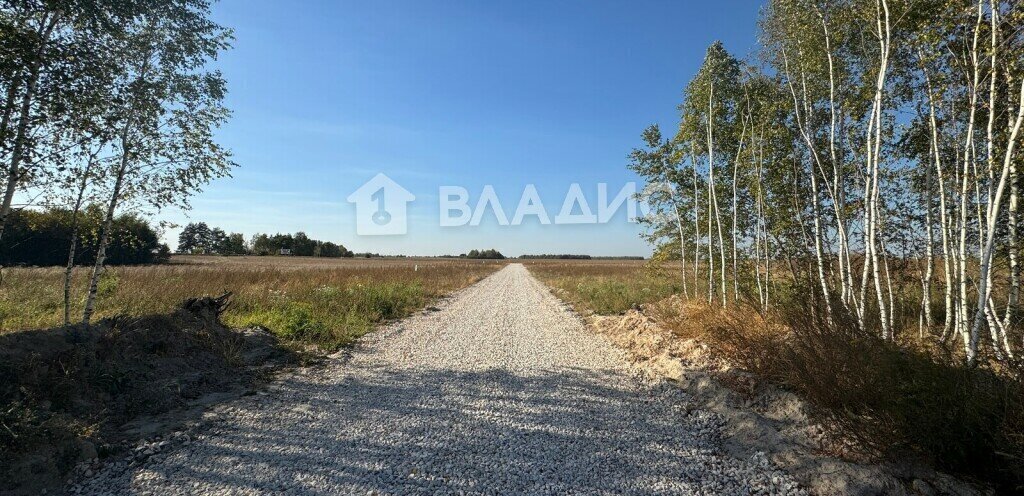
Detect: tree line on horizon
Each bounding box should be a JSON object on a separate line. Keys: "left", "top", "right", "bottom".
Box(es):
{"left": 0, "top": 206, "right": 169, "bottom": 266}
{"left": 462, "top": 249, "right": 505, "bottom": 259}
{"left": 0, "top": 0, "right": 234, "bottom": 325}
{"left": 631, "top": 0, "right": 1023, "bottom": 364}
{"left": 177, "top": 222, "right": 354, "bottom": 258}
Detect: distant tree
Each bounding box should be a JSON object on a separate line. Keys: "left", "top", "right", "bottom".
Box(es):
{"left": 178, "top": 222, "right": 212, "bottom": 253}
{"left": 213, "top": 229, "right": 350, "bottom": 257}
{"left": 466, "top": 249, "right": 504, "bottom": 259}
{"left": 318, "top": 241, "right": 342, "bottom": 257}
{"left": 270, "top": 233, "right": 294, "bottom": 252}
{"left": 153, "top": 243, "right": 172, "bottom": 263}
{"left": 209, "top": 228, "right": 228, "bottom": 253}
{"left": 217, "top": 232, "right": 247, "bottom": 255}
{"left": 292, "top": 231, "right": 317, "bottom": 256}
{"left": 251, "top": 233, "right": 272, "bottom": 255}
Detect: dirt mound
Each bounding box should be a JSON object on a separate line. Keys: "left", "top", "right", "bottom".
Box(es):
{"left": 0, "top": 294, "right": 292, "bottom": 495}
{"left": 588, "top": 298, "right": 984, "bottom": 496}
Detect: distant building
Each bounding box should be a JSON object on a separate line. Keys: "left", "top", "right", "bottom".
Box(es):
{"left": 279, "top": 248, "right": 292, "bottom": 255}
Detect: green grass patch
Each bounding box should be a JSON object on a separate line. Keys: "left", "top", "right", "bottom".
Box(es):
{"left": 226, "top": 282, "right": 427, "bottom": 349}
{"left": 0, "top": 258, "right": 501, "bottom": 350}
{"left": 525, "top": 260, "right": 680, "bottom": 315}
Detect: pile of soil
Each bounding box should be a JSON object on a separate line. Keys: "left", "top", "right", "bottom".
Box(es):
{"left": 0, "top": 295, "right": 292, "bottom": 494}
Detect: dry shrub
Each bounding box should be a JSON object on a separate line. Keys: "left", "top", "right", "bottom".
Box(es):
{"left": 657, "top": 300, "right": 785, "bottom": 375}
{"left": 656, "top": 300, "right": 718, "bottom": 339}
{"left": 683, "top": 291, "right": 1024, "bottom": 491}
{"left": 777, "top": 299, "right": 1023, "bottom": 491}
{"left": 706, "top": 306, "right": 787, "bottom": 375}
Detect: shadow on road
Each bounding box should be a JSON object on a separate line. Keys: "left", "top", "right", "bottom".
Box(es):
{"left": 93, "top": 366, "right": 793, "bottom": 494}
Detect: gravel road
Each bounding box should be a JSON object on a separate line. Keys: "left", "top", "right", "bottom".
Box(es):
{"left": 74, "top": 263, "right": 802, "bottom": 495}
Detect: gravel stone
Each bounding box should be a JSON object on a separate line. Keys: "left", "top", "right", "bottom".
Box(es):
{"left": 72, "top": 264, "right": 804, "bottom": 495}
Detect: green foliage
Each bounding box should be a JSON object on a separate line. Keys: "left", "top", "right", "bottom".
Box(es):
{"left": 177, "top": 222, "right": 213, "bottom": 254}
{"left": 218, "top": 233, "right": 247, "bottom": 255}
{"left": 463, "top": 249, "right": 505, "bottom": 259}
{"left": 249, "top": 232, "right": 352, "bottom": 257}
{"left": 0, "top": 206, "right": 168, "bottom": 266}
{"left": 96, "top": 272, "right": 119, "bottom": 298}
{"left": 317, "top": 241, "right": 344, "bottom": 258}
{"left": 269, "top": 302, "right": 332, "bottom": 342}
{"left": 231, "top": 281, "right": 427, "bottom": 349}
{"left": 178, "top": 223, "right": 246, "bottom": 255}
{"left": 292, "top": 232, "right": 317, "bottom": 256}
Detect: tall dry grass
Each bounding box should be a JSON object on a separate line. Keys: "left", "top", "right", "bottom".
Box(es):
{"left": 690, "top": 296, "right": 1024, "bottom": 492}
{"left": 524, "top": 259, "right": 681, "bottom": 314}
{"left": 1, "top": 256, "right": 502, "bottom": 349}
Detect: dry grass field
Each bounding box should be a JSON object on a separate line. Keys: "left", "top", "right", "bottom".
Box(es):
{"left": 523, "top": 259, "right": 681, "bottom": 315}
{"left": 0, "top": 255, "right": 503, "bottom": 348}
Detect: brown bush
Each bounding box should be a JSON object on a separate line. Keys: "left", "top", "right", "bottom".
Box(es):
{"left": 664, "top": 292, "right": 1024, "bottom": 492}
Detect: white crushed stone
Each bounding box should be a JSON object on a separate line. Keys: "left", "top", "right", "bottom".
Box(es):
{"left": 70, "top": 264, "right": 804, "bottom": 495}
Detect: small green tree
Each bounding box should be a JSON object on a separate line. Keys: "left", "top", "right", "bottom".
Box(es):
{"left": 82, "top": 0, "right": 235, "bottom": 325}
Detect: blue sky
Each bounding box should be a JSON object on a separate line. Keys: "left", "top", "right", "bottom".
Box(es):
{"left": 163, "top": 0, "right": 764, "bottom": 256}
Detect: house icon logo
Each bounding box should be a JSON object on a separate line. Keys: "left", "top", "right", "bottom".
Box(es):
{"left": 347, "top": 173, "right": 415, "bottom": 235}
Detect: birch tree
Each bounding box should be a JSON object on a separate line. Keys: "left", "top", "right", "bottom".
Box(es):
{"left": 631, "top": 0, "right": 1024, "bottom": 363}
{"left": 678, "top": 42, "right": 743, "bottom": 306}
{"left": 81, "top": 0, "right": 234, "bottom": 324}
{"left": 0, "top": 1, "right": 140, "bottom": 243}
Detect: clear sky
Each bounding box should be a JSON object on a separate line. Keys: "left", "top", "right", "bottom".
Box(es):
{"left": 163, "top": 0, "right": 764, "bottom": 257}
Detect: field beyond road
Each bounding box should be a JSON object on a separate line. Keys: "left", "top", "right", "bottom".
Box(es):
{"left": 524, "top": 258, "right": 681, "bottom": 315}
{"left": 0, "top": 255, "right": 502, "bottom": 348}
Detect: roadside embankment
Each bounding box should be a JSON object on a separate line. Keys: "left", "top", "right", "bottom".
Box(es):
{"left": 0, "top": 295, "right": 294, "bottom": 495}
{"left": 586, "top": 296, "right": 986, "bottom": 496}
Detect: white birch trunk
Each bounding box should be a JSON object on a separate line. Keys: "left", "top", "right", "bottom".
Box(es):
{"left": 959, "top": 1, "right": 984, "bottom": 362}
{"left": 0, "top": 15, "right": 58, "bottom": 243}
{"left": 63, "top": 150, "right": 99, "bottom": 325}
{"left": 970, "top": 77, "right": 1024, "bottom": 363}
{"left": 82, "top": 148, "right": 129, "bottom": 325}
{"left": 706, "top": 81, "right": 727, "bottom": 306}
{"left": 919, "top": 50, "right": 956, "bottom": 339}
